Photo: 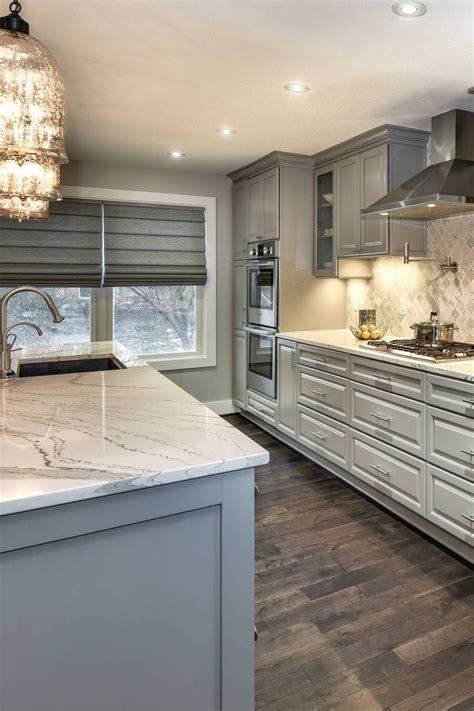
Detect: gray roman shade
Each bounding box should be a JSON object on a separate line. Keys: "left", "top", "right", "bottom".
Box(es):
{"left": 0, "top": 199, "right": 207, "bottom": 288}
{"left": 103, "top": 202, "right": 207, "bottom": 286}
{"left": 0, "top": 200, "right": 103, "bottom": 287}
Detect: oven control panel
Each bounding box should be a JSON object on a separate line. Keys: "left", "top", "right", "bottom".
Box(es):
{"left": 247, "top": 240, "right": 279, "bottom": 259}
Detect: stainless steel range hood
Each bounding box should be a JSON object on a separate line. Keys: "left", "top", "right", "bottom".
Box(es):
{"left": 361, "top": 108, "right": 474, "bottom": 220}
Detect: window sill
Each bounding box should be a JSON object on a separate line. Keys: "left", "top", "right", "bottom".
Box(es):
{"left": 144, "top": 352, "right": 217, "bottom": 372}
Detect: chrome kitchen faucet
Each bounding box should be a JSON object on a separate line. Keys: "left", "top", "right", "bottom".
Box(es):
{"left": 0, "top": 286, "right": 64, "bottom": 380}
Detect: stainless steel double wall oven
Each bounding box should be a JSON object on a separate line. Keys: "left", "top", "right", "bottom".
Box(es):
{"left": 245, "top": 240, "right": 279, "bottom": 399}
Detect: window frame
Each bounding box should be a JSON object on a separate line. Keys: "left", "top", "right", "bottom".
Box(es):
{"left": 62, "top": 185, "right": 217, "bottom": 371}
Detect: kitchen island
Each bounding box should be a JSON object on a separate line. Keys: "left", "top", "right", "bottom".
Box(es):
{"left": 0, "top": 342, "right": 268, "bottom": 711}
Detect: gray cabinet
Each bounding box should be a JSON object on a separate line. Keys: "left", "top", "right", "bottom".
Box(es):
{"left": 426, "top": 464, "right": 474, "bottom": 543}
{"left": 314, "top": 165, "right": 337, "bottom": 276}
{"left": 277, "top": 339, "right": 297, "bottom": 437}
{"left": 233, "top": 179, "right": 249, "bottom": 259}
{"left": 246, "top": 167, "right": 279, "bottom": 242}
{"left": 233, "top": 330, "right": 247, "bottom": 409}
{"left": 312, "top": 126, "right": 429, "bottom": 258}
{"left": 359, "top": 144, "right": 389, "bottom": 254}
{"left": 233, "top": 263, "right": 247, "bottom": 330}
{"left": 335, "top": 154, "right": 360, "bottom": 255}
{"left": 0, "top": 472, "right": 256, "bottom": 711}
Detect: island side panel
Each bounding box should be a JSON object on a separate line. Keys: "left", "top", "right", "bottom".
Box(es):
{"left": 0, "top": 470, "right": 256, "bottom": 711}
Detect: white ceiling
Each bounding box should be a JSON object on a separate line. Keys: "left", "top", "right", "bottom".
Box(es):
{"left": 24, "top": 0, "right": 474, "bottom": 174}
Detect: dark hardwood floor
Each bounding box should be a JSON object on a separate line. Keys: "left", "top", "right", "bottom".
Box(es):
{"left": 225, "top": 414, "right": 474, "bottom": 711}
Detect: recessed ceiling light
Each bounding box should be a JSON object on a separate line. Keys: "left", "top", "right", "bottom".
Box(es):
{"left": 380, "top": 212, "right": 390, "bottom": 216}
{"left": 426, "top": 203, "right": 437, "bottom": 208}
{"left": 217, "top": 127, "right": 236, "bottom": 136}
{"left": 284, "top": 82, "right": 309, "bottom": 94}
{"left": 392, "top": 2, "right": 427, "bottom": 17}
{"left": 168, "top": 150, "right": 185, "bottom": 158}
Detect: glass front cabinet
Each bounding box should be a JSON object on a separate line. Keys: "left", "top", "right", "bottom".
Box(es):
{"left": 314, "top": 165, "right": 337, "bottom": 277}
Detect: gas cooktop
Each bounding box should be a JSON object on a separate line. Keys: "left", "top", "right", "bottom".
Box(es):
{"left": 359, "top": 339, "right": 474, "bottom": 362}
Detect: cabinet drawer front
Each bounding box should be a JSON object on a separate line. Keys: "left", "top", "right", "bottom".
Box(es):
{"left": 298, "top": 366, "right": 349, "bottom": 422}
{"left": 247, "top": 390, "right": 277, "bottom": 426}
{"left": 427, "top": 406, "right": 474, "bottom": 480}
{"left": 427, "top": 465, "right": 474, "bottom": 543}
{"left": 297, "top": 344, "right": 349, "bottom": 377}
{"left": 350, "top": 432, "right": 425, "bottom": 514}
{"left": 297, "top": 405, "right": 349, "bottom": 468}
{"left": 350, "top": 382, "right": 425, "bottom": 456}
{"left": 350, "top": 356, "right": 425, "bottom": 401}
{"left": 427, "top": 374, "right": 474, "bottom": 418}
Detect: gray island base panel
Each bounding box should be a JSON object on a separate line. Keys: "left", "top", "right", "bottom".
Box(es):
{"left": 0, "top": 469, "right": 256, "bottom": 711}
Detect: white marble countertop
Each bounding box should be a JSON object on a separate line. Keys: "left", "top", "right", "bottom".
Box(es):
{"left": 278, "top": 330, "right": 474, "bottom": 382}
{"left": 0, "top": 342, "right": 268, "bottom": 516}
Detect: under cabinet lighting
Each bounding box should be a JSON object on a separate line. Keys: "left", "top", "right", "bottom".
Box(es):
{"left": 217, "top": 128, "right": 236, "bottom": 136}
{"left": 426, "top": 203, "right": 437, "bottom": 208}
{"left": 392, "top": 2, "right": 427, "bottom": 17}
{"left": 284, "top": 82, "right": 309, "bottom": 94}
{"left": 168, "top": 150, "right": 185, "bottom": 158}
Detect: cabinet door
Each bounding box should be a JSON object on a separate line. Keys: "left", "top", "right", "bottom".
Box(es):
{"left": 335, "top": 154, "right": 360, "bottom": 255}
{"left": 233, "top": 330, "right": 247, "bottom": 409}
{"left": 248, "top": 174, "right": 263, "bottom": 240}
{"left": 233, "top": 264, "right": 247, "bottom": 330}
{"left": 262, "top": 167, "right": 279, "bottom": 240}
{"left": 359, "top": 144, "right": 389, "bottom": 255}
{"left": 277, "top": 340, "right": 297, "bottom": 437}
{"left": 233, "top": 179, "right": 249, "bottom": 259}
{"left": 314, "top": 165, "right": 336, "bottom": 276}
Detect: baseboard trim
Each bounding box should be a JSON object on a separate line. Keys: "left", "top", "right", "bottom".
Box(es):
{"left": 205, "top": 399, "right": 239, "bottom": 415}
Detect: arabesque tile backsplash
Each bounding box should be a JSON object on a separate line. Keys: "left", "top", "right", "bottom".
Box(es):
{"left": 347, "top": 214, "right": 474, "bottom": 341}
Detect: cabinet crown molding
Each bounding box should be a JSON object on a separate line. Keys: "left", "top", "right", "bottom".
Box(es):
{"left": 313, "top": 124, "right": 430, "bottom": 169}
{"left": 228, "top": 151, "right": 314, "bottom": 182}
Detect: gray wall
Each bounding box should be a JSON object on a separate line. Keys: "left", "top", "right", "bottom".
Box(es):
{"left": 61, "top": 160, "right": 233, "bottom": 405}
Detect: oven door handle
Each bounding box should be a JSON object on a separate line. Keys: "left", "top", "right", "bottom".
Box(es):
{"left": 244, "top": 326, "right": 276, "bottom": 337}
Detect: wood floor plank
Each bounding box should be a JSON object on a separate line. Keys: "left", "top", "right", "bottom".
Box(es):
{"left": 224, "top": 414, "right": 474, "bottom": 711}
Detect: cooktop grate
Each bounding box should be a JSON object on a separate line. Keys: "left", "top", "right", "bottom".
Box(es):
{"left": 360, "top": 338, "right": 474, "bottom": 361}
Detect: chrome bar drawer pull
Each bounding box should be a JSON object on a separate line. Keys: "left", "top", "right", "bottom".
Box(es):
{"left": 375, "top": 373, "right": 391, "bottom": 381}
{"left": 310, "top": 389, "right": 326, "bottom": 396}
{"left": 309, "top": 356, "right": 327, "bottom": 364}
{"left": 369, "top": 412, "right": 391, "bottom": 423}
{"left": 370, "top": 464, "right": 391, "bottom": 477}
{"left": 461, "top": 513, "right": 474, "bottom": 522}
{"left": 463, "top": 399, "right": 474, "bottom": 407}
{"left": 310, "top": 430, "right": 327, "bottom": 440}
{"left": 461, "top": 449, "right": 474, "bottom": 457}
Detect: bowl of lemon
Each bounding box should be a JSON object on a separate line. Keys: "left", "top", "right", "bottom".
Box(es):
{"left": 350, "top": 322, "right": 386, "bottom": 341}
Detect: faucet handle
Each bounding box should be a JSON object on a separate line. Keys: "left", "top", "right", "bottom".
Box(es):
{"left": 6, "top": 332, "right": 17, "bottom": 349}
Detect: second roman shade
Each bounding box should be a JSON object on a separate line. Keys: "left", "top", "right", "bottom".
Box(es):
{"left": 103, "top": 202, "right": 207, "bottom": 286}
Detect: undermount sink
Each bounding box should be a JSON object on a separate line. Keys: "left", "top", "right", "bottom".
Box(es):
{"left": 18, "top": 357, "right": 124, "bottom": 378}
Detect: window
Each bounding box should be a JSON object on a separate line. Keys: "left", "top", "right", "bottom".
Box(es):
{"left": 1, "top": 187, "right": 216, "bottom": 371}
{"left": 113, "top": 286, "right": 199, "bottom": 356}
{"left": 0, "top": 287, "right": 91, "bottom": 347}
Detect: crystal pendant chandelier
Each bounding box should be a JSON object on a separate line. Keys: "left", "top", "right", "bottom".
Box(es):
{"left": 0, "top": 1, "right": 67, "bottom": 220}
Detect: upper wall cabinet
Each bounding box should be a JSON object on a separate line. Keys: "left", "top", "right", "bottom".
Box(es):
{"left": 243, "top": 167, "right": 280, "bottom": 245}
{"left": 314, "top": 125, "right": 430, "bottom": 259}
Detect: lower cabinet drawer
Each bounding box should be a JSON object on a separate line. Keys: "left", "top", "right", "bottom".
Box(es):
{"left": 426, "top": 374, "right": 474, "bottom": 418}
{"left": 297, "top": 366, "right": 349, "bottom": 423}
{"left": 427, "top": 406, "right": 474, "bottom": 480}
{"left": 297, "top": 343, "right": 349, "bottom": 377}
{"left": 297, "top": 405, "right": 349, "bottom": 469}
{"left": 350, "top": 355, "right": 425, "bottom": 402}
{"left": 426, "top": 465, "right": 474, "bottom": 543}
{"left": 247, "top": 390, "right": 277, "bottom": 426}
{"left": 350, "top": 431, "right": 425, "bottom": 514}
{"left": 350, "top": 382, "right": 425, "bottom": 457}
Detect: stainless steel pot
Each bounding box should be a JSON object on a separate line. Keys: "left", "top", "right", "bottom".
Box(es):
{"left": 410, "top": 320, "right": 457, "bottom": 344}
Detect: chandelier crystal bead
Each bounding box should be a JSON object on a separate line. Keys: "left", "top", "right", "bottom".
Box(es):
{"left": 0, "top": 2, "right": 67, "bottom": 220}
